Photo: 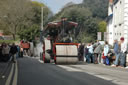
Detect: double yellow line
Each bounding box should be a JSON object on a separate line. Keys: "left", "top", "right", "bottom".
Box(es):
{"left": 5, "top": 61, "right": 18, "bottom": 85}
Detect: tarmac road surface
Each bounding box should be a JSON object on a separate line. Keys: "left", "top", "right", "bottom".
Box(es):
{"left": 16, "top": 57, "right": 116, "bottom": 85}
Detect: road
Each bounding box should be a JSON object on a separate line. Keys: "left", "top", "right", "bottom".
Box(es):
{"left": 2, "top": 57, "right": 128, "bottom": 85}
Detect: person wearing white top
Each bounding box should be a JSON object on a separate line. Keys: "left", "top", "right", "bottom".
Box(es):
{"left": 103, "top": 41, "right": 109, "bottom": 65}
{"left": 86, "top": 43, "right": 94, "bottom": 63}
{"left": 2, "top": 43, "right": 10, "bottom": 62}
{"left": 120, "top": 37, "right": 127, "bottom": 67}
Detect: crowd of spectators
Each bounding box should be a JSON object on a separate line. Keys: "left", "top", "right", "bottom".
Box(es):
{"left": 79, "top": 37, "right": 128, "bottom": 68}
{"left": 0, "top": 43, "right": 19, "bottom": 63}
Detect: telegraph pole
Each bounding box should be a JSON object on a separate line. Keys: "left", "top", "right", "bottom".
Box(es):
{"left": 40, "top": 6, "right": 44, "bottom": 42}
{"left": 41, "top": 7, "right": 44, "bottom": 31}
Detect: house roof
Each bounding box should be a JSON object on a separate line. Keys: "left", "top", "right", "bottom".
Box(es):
{"left": 106, "top": 14, "right": 113, "bottom": 22}
{"left": 43, "top": 20, "right": 78, "bottom": 31}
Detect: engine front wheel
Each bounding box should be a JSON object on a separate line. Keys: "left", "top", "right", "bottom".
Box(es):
{"left": 43, "top": 52, "right": 50, "bottom": 63}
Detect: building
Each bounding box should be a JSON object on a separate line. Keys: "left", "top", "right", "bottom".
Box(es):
{"left": 107, "top": 0, "right": 128, "bottom": 45}
{"left": 107, "top": 0, "right": 114, "bottom": 45}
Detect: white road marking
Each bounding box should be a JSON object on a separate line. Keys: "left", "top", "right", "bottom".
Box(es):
{"left": 57, "top": 65, "right": 83, "bottom": 72}
{"left": 57, "top": 65, "right": 127, "bottom": 85}
{"left": 5, "top": 63, "right": 14, "bottom": 85}
{"left": 12, "top": 61, "right": 18, "bottom": 85}
{"left": 38, "top": 60, "right": 44, "bottom": 63}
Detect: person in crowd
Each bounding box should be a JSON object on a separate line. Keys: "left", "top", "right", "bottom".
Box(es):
{"left": 86, "top": 42, "right": 94, "bottom": 63}
{"left": 2, "top": 43, "right": 10, "bottom": 62}
{"left": 78, "top": 43, "right": 85, "bottom": 61}
{"left": 103, "top": 41, "right": 109, "bottom": 65}
{"left": 16, "top": 45, "right": 20, "bottom": 58}
{"left": 94, "top": 43, "right": 103, "bottom": 64}
{"left": 93, "top": 40, "right": 99, "bottom": 49}
{"left": 10, "top": 43, "right": 18, "bottom": 63}
{"left": 111, "top": 39, "right": 121, "bottom": 67}
{"left": 20, "top": 47, "right": 23, "bottom": 58}
{"left": 84, "top": 44, "right": 89, "bottom": 62}
{"left": 93, "top": 40, "right": 101, "bottom": 64}
{"left": 23, "top": 41, "right": 30, "bottom": 56}
{"left": 119, "top": 37, "right": 127, "bottom": 67}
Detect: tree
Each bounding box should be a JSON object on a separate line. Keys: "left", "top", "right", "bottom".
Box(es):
{"left": 98, "top": 21, "right": 107, "bottom": 32}
{"left": 49, "top": 0, "right": 108, "bottom": 42}
{"left": 0, "top": 0, "right": 52, "bottom": 41}
{"left": 18, "top": 1, "right": 52, "bottom": 41}
{"left": 31, "top": 1, "right": 52, "bottom": 25}
{"left": 98, "top": 21, "right": 107, "bottom": 40}
{"left": 82, "top": 0, "right": 108, "bottom": 19}
{"left": 18, "top": 24, "right": 40, "bottom": 41}
{"left": 0, "top": 0, "right": 34, "bottom": 40}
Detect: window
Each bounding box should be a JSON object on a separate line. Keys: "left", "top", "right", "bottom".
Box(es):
{"left": 119, "top": 24, "right": 121, "bottom": 26}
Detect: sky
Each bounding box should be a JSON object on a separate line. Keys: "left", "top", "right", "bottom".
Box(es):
{"left": 34, "top": 0, "right": 83, "bottom": 14}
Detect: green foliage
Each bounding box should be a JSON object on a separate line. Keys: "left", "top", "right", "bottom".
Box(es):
{"left": 98, "top": 21, "right": 107, "bottom": 40}
{"left": 98, "top": 21, "right": 107, "bottom": 32}
{"left": 50, "top": 0, "right": 108, "bottom": 42}
{"left": 0, "top": 0, "right": 52, "bottom": 41}
{"left": 74, "top": 32, "right": 95, "bottom": 43}
{"left": 32, "top": 1, "right": 44, "bottom": 7}
{"left": 18, "top": 1, "right": 52, "bottom": 42}
{"left": 82, "top": 0, "right": 108, "bottom": 19}
{"left": 0, "top": 40, "right": 16, "bottom": 44}
{"left": 18, "top": 24, "right": 40, "bottom": 41}
{"left": 31, "top": 1, "right": 52, "bottom": 25}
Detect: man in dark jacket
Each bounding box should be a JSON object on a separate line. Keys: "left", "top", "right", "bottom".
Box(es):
{"left": 10, "top": 43, "right": 18, "bottom": 63}
{"left": 78, "top": 43, "right": 85, "bottom": 61}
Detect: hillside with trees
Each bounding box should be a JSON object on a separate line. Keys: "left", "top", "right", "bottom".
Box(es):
{"left": 0, "top": 0, "right": 52, "bottom": 41}
{"left": 0, "top": 0, "right": 108, "bottom": 43}
{"left": 50, "top": 0, "right": 108, "bottom": 42}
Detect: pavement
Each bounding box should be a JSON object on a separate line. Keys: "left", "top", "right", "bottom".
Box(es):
{"left": 1, "top": 57, "right": 128, "bottom": 85}
{"left": 58, "top": 64, "right": 128, "bottom": 85}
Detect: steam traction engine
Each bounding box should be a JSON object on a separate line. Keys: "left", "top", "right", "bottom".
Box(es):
{"left": 42, "top": 18, "right": 79, "bottom": 64}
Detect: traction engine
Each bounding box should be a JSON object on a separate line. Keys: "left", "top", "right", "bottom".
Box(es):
{"left": 42, "top": 18, "right": 79, "bottom": 64}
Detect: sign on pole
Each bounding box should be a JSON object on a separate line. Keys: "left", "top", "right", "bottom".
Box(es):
{"left": 97, "top": 32, "right": 101, "bottom": 40}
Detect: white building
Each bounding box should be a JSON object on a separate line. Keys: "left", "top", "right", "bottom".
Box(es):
{"left": 107, "top": 0, "right": 128, "bottom": 45}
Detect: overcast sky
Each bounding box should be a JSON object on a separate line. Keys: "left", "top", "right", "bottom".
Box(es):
{"left": 34, "top": 0, "right": 83, "bottom": 14}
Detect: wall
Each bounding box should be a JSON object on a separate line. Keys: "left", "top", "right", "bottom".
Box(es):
{"left": 124, "top": 0, "right": 128, "bottom": 43}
